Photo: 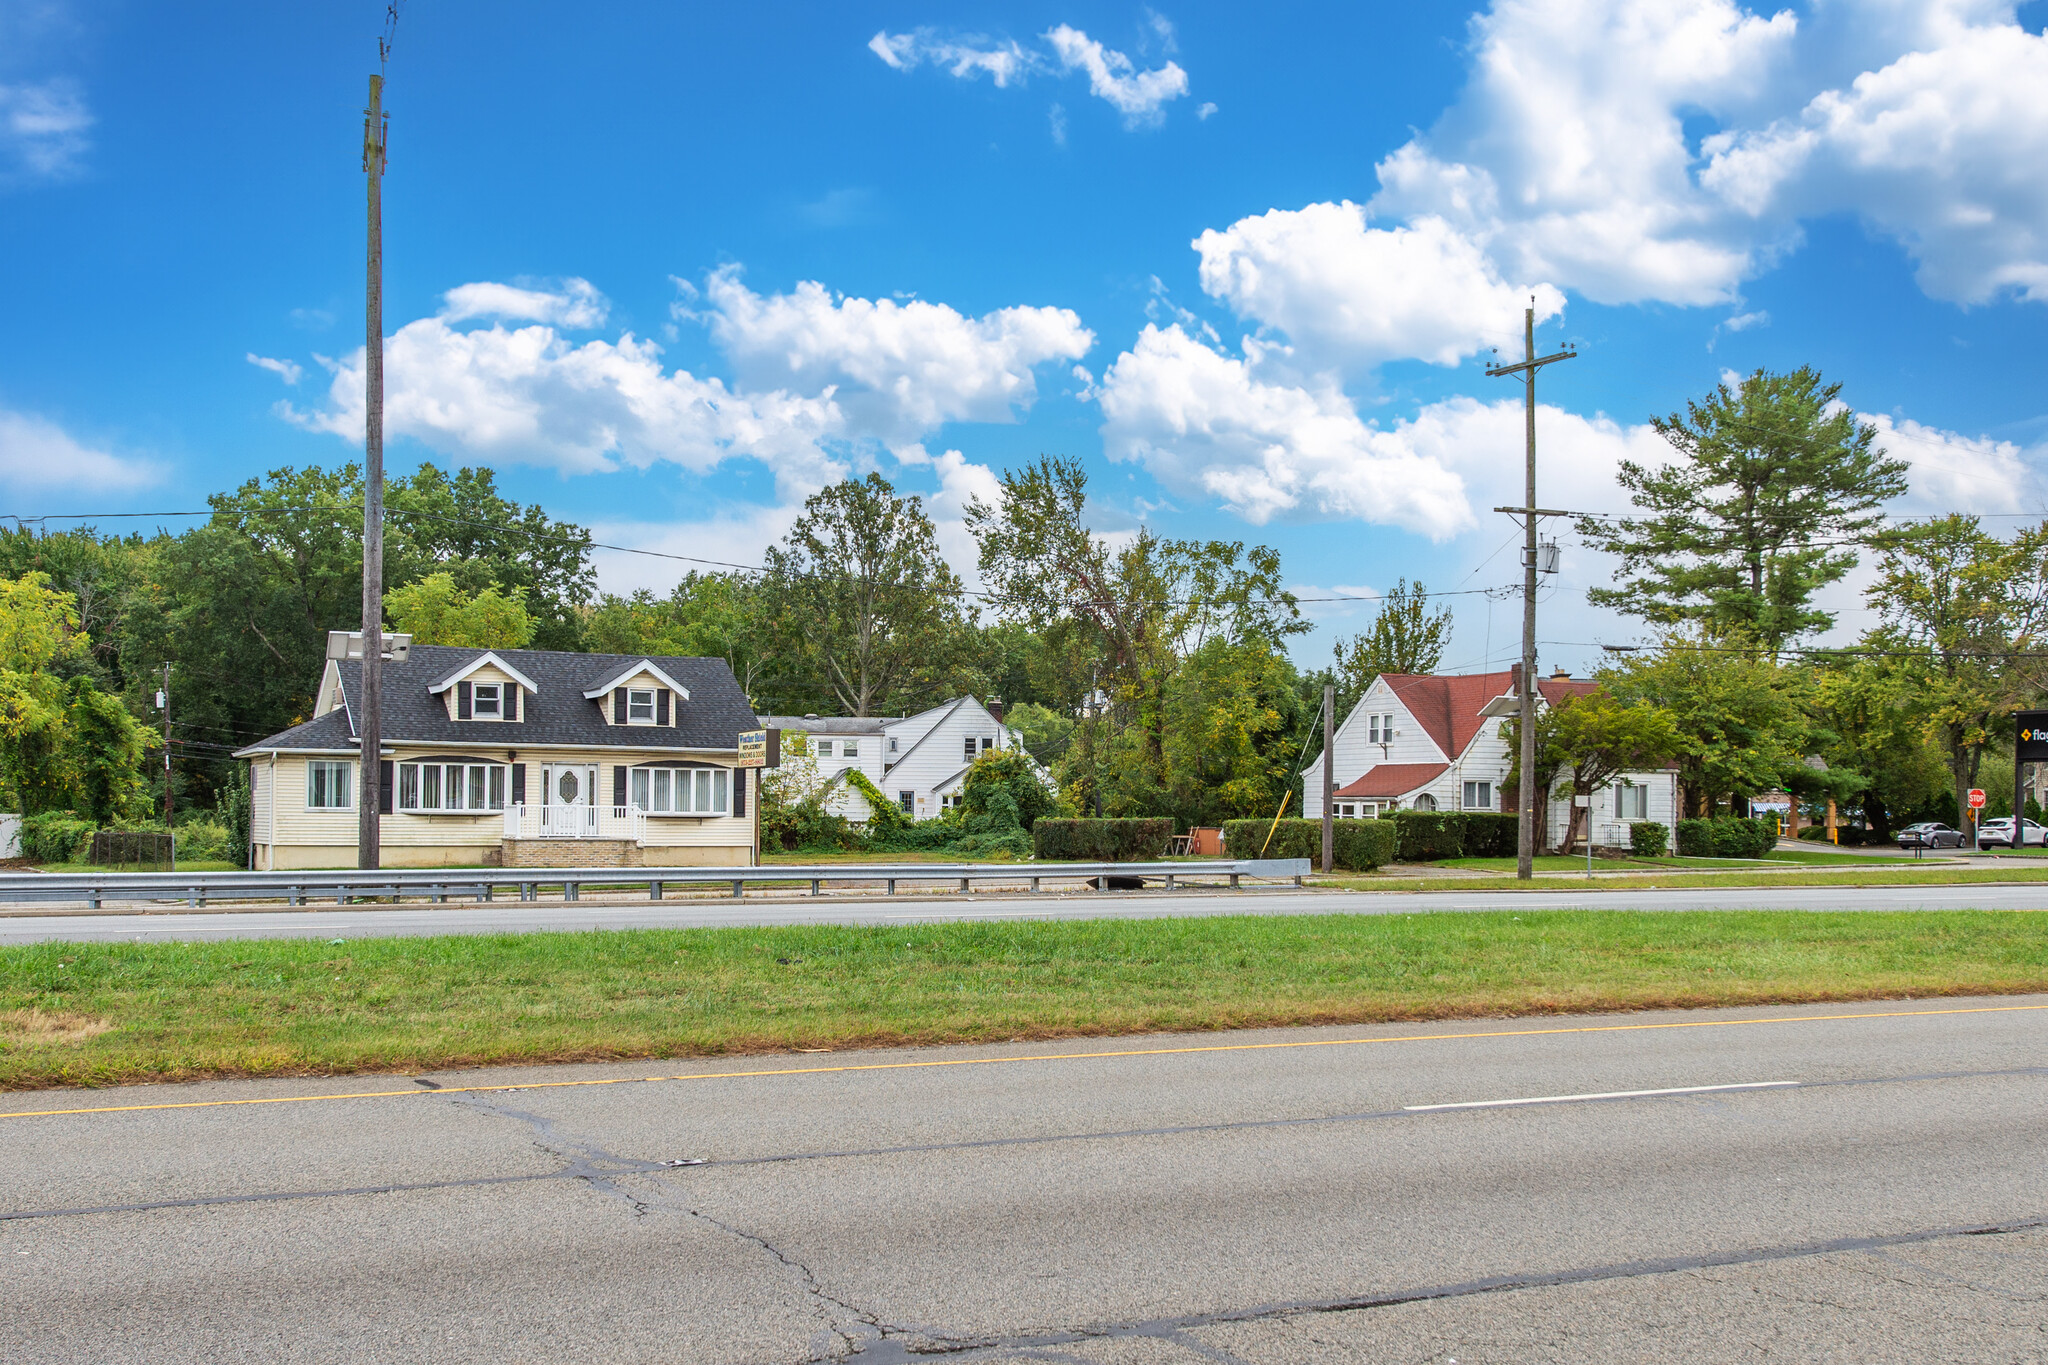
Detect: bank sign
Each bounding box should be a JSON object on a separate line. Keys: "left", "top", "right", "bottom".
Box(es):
{"left": 2017, "top": 711, "right": 2048, "bottom": 763}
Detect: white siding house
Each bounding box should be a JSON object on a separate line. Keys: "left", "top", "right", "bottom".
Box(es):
{"left": 762, "top": 697, "right": 1028, "bottom": 822}
{"left": 1301, "top": 667, "right": 1679, "bottom": 848}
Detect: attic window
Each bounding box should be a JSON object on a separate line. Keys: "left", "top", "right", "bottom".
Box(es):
{"left": 627, "top": 688, "right": 655, "bottom": 723}
{"left": 472, "top": 683, "right": 501, "bottom": 718}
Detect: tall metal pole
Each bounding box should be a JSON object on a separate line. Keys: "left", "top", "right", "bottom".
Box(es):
{"left": 360, "top": 74, "right": 387, "bottom": 870}
{"left": 1320, "top": 683, "right": 1334, "bottom": 874}
{"left": 1486, "top": 305, "right": 1576, "bottom": 881}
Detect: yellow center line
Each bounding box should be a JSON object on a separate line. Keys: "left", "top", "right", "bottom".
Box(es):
{"left": 5, "top": 1002, "right": 2045, "bottom": 1121}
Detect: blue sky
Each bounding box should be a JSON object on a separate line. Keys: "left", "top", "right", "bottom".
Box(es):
{"left": 5, "top": 0, "right": 2048, "bottom": 677}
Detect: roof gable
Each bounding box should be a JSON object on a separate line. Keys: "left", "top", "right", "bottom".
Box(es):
{"left": 428, "top": 651, "right": 540, "bottom": 695}
{"left": 580, "top": 659, "right": 691, "bottom": 700}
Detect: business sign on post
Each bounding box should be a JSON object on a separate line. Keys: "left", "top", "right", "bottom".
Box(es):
{"left": 2017, "top": 711, "right": 2048, "bottom": 763}
{"left": 735, "top": 728, "right": 780, "bottom": 769}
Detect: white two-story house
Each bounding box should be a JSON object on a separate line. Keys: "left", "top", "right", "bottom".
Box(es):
{"left": 761, "top": 696, "right": 1028, "bottom": 821}
{"left": 1301, "top": 667, "right": 1678, "bottom": 848}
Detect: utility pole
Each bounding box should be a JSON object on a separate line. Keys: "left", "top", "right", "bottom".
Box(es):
{"left": 1486, "top": 303, "right": 1576, "bottom": 880}
{"left": 158, "top": 662, "right": 172, "bottom": 826}
{"left": 360, "top": 70, "right": 389, "bottom": 870}
{"left": 1321, "top": 683, "right": 1334, "bottom": 874}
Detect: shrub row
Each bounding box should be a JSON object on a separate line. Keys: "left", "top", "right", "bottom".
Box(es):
{"left": 1629, "top": 821, "right": 1669, "bottom": 857}
{"left": 1460, "top": 812, "right": 1520, "bottom": 858}
{"left": 1031, "top": 818, "right": 1173, "bottom": 862}
{"left": 1220, "top": 818, "right": 1397, "bottom": 871}
{"left": 20, "top": 812, "right": 96, "bottom": 864}
{"left": 1674, "top": 816, "right": 1778, "bottom": 859}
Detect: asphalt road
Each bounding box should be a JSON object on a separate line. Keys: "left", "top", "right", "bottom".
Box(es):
{"left": 5, "top": 996, "right": 2047, "bottom": 1362}
{"left": 5, "top": 878, "right": 2048, "bottom": 942}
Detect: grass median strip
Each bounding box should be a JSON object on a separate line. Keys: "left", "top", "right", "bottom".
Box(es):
{"left": 1320, "top": 866, "right": 2048, "bottom": 892}
{"left": 2, "top": 909, "right": 2045, "bottom": 1091}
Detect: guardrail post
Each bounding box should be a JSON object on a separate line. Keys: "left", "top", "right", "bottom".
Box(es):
{"left": 959, "top": 877, "right": 970, "bottom": 893}
{"left": 565, "top": 882, "right": 579, "bottom": 901}
{"left": 731, "top": 879, "right": 743, "bottom": 899}
{"left": 1230, "top": 873, "right": 1240, "bottom": 889}
{"left": 87, "top": 887, "right": 100, "bottom": 910}
{"left": 649, "top": 881, "right": 663, "bottom": 900}
{"left": 810, "top": 879, "right": 820, "bottom": 896}
{"left": 1030, "top": 875, "right": 1040, "bottom": 893}
{"left": 1164, "top": 874, "right": 1175, "bottom": 891}
{"left": 886, "top": 878, "right": 896, "bottom": 896}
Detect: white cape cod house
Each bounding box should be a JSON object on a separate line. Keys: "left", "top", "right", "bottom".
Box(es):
{"left": 235, "top": 643, "right": 763, "bottom": 869}
{"left": 761, "top": 696, "right": 1027, "bottom": 822}
{"left": 1302, "top": 667, "right": 1678, "bottom": 848}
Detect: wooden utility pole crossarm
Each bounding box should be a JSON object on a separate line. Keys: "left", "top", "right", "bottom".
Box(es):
{"left": 1485, "top": 305, "right": 1577, "bottom": 880}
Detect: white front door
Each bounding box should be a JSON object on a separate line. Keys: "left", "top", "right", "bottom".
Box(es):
{"left": 541, "top": 764, "right": 599, "bottom": 836}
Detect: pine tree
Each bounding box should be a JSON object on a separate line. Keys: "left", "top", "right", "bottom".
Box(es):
{"left": 1580, "top": 368, "right": 1908, "bottom": 654}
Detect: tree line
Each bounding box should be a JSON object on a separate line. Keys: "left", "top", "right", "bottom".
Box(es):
{"left": 3, "top": 364, "right": 2031, "bottom": 848}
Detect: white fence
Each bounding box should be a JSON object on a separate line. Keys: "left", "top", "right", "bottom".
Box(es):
{"left": 501, "top": 804, "right": 648, "bottom": 843}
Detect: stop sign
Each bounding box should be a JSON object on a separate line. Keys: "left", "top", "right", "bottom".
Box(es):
{"left": 1968, "top": 788, "right": 1987, "bottom": 810}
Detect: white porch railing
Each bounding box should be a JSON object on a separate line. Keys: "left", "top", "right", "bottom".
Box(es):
{"left": 502, "top": 804, "right": 648, "bottom": 843}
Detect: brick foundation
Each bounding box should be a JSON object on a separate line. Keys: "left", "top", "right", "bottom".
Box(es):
{"left": 501, "top": 839, "right": 645, "bottom": 868}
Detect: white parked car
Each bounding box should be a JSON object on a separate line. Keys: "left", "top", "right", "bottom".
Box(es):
{"left": 1975, "top": 817, "right": 2047, "bottom": 850}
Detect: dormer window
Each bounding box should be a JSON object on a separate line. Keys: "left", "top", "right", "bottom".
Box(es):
{"left": 473, "top": 683, "right": 501, "bottom": 718}
{"left": 627, "top": 688, "right": 655, "bottom": 723}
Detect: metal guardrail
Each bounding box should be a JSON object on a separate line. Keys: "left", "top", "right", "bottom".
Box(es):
{"left": 0, "top": 859, "right": 1313, "bottom": 909}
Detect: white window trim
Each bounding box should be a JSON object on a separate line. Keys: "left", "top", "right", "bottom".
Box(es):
{"left": 628, "top": 765, "right": 731, "bottom": 817}
{"left": 471, "top": 682, "right": 503, "bottom": 718}
{"left": 395, "top": 760, "right": 509, "bottom": 814}
{"left": 626, "top": 687, "right": 657, "bottom": 724}
{"left": 305, "top": 759, "right": 354, "bottom": 810}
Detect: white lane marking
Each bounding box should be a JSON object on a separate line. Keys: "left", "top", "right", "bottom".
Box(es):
{"left": 1405, "top": 1080, "right": 1800, "bottom": 1111}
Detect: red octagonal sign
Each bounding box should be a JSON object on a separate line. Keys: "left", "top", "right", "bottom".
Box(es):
{"left": 1968, "top": 788, "right": 1987, "bottom": 809}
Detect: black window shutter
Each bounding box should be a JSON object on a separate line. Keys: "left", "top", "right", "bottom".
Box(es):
{"left": 509, "top": 687, "right": 519, "bottom": 722}
{"left": 732, "top": 768, "right": 746, "bottom": 817}
{"left": 511, "top": 763, "right": 526, "bottom": 805}
{"left": 656, "top": 690, "right": 670, "bottom": 725}
{"left": 613, "top": 687, "right": 627, "bottom": 724}
{"left": 612, "top": 765, "right": 627, "bottom": 811}
{"left": 378, "top": 760, "right": 394, "bottom": 812}
{"left": 457, "top": 681, "right": 472, "bottom": 719}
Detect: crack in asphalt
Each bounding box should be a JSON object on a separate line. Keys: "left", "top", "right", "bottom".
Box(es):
{"left": 832, "top": 1216, "right": 2048, "bottom": 1361}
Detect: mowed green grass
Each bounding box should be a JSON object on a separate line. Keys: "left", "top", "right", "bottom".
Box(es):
{"left": 3, "top": 909, "right": 2046, "bottom": 1091}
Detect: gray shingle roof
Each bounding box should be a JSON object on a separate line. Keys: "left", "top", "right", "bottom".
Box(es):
{"left": 236, "top": 645, "right": 759, "bottom": 756}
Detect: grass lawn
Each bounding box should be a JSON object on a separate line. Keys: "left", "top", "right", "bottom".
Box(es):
{"left": 3, "top": 909, "right": 2045, "bottom": 1091}
{"left": 1321, "top": 865, "right": 2048, "bottom": 892}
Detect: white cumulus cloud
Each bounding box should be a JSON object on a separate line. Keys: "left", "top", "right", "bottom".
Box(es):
{"left": 1043, "top": 23, "right": 1189, "bottom": 125}
{"left": 1863, "top": 411, "right": 2041, "bottom": 515}
{"left": 438, "top": 278, "right": 610, "bottom": 329}
{"left": 700, "top": 268, "right": 1093, "bottom": 443}
{"left": 1194, "top": 202, "right": 1564, "bottom": 369}
{"left": 283, "top": 270, "right": 1090, "bottom": 500}
{"left": 0, "top": 408, "right": 158, "bottom": 488}
{"left": 1702, "top": 12, "right": 2048, "bottom": 304}
{"left": 869, "top": 23, "right": 1189, "bottom": 125}
{"left": 1096, "top": 324, "right": 1474, "bottom": 535}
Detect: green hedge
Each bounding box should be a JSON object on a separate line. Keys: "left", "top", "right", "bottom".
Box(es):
{"left": 1220, "top": 818, "right": 1396, "bottom": 871}
{"left": 1677, "top": 815, "right": 1777, "bottom": 859}
{"left": 21, "top": 812, "right": 96, "bottom": 864}
{"left": 1461, "top": 812, "right": 1519, "bottom": 858}
{"left": 1713, "top": 817, "right": 1778, "bottom": 859}
{"left": 1629, "top": 821, "right": 1669, "bottom": 857}
{"left": 1032, "top": 818, "right": 1173, "bottom": 861}
{"left": 1389, "top": 810, "right": 1465, "bottom": 860}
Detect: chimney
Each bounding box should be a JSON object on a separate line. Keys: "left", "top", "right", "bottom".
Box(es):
{"left": 1551, "top": 667, "right": 1570, "bottom": 681}
{"left": 986, "top": 696, "right": 1005, "bottom": 724}
{"left": 1510, "top": 662, "right": 1523, "bottom": 695}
